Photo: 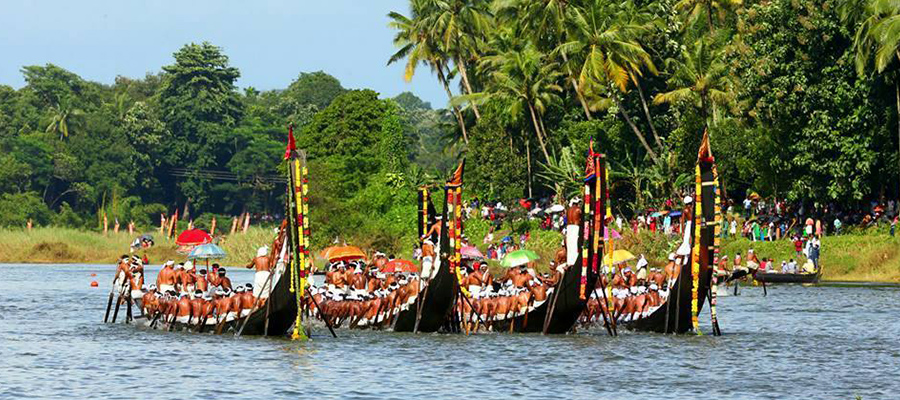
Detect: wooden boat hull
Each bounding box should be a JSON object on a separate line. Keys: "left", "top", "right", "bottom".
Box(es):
{"left": 493, "top": 263, "right": 595, "bottom": 334}
{"left": 621, "top": 266, "right": 710, "bottom": 334}
{"left": 754, "top": 271, "right": 820, "bottom": 284}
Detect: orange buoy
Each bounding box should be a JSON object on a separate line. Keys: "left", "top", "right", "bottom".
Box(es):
{"left": 90, "top": 281, "right": 99, "bottom": 287}
{"left": 91, "top": 273, "right": 97, "bottom": 277}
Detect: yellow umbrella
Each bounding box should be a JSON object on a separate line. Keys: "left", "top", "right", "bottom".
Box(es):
{"left": 602, "top": 249, "right": 636, "bottom": 266}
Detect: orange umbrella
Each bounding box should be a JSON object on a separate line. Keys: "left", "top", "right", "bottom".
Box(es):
{"left": 381, "top": 259, "right": 418, "bottom": 273}
{"left": 321, "top": 245, "right": 366, "bottom": 262}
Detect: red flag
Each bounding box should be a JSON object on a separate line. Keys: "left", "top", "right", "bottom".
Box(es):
{"left": 284, "top": 124, "right": 296, "bottom": 160}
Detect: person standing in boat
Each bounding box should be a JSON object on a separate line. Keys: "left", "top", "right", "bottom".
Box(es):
{"left": 675, "top": 196, "right": 694, "bottom": 269}
{"left": 128, "top": 259, "right": 145, "bottom": 310}
{"left": 245, "top": 246, "right": 272, "bottom": 301}
{"left": 156, "top": 260, "right": 177, "bottom": 294}
{"left": 565, "top": 198, "right": 582, "bottom": 267}
{"left": 420, "top": 238, "right": 437, "bottom": 284}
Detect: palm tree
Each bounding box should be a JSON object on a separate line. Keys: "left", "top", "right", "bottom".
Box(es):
{"left": 495, "top": 0, "right": 595, "bottom": 120}
{"left": 429, "top": 0, "right": 492, "bottom": 120}
{"left": 563, "top": 1, "right": 661, "bottom": 162}
{"left": 463, "top": 42, "right": 562, "bottom": 163}
{"left": 653, "top": 39, "right": 735, "bottom": 127}
{"left": 388, "top": 0, "right": 471, "bottom": 144}
{"left": 45, "top": 97, "right": 83, "bottom": 140}
{"left": 674, "top": 0, "right": 743, "bottom": 34}
{"left": 846, "top": 0, "right": 900, "bottom": 192}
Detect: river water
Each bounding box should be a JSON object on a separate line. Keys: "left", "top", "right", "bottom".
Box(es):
{"left": 0, "top": 263, "right": 898, "bottom": 399}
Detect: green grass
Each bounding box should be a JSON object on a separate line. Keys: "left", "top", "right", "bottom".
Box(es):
{"left": 0, "top": 226, "right": 279, "bottom": 266}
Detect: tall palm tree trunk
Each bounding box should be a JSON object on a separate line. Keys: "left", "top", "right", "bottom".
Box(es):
{"left": 455, "top": 57, "right": 481, "bottom": 120}
{"left": 561, "top": 52, "right": 593, "bottom": 120}
{"left": 636, "top": 80, "right": 663, "bottom": 150}
{"left": 525, "top": 135, "right": 533, "bottom": 198}
{"left": 614, "top": 97, "right": 659, "bottom": 163}
{"left": 527, "top": 102, "right": 552, "bottom": 163}
{"left": 436, "top": 62, "right": 470, "bottom": 144}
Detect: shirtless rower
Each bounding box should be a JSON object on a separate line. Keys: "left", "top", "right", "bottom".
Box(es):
{"left": 173, "top": 293, "right": 193, "bottom": 327}
{"left": 366, "top": 268, "right": 383, "bottom": 292}
{"left": 422, "top": 217, "right": 443, "bottom": 244}
{"left": 141, "top": 285, "right": 158, "bottom": 316}
{"left": 463, "top": 265, "right": 484, "bottom": 297}
{"left": 190, "top": 290, "right": 207, "bottom": 323}
{"left": 156, "top": 260, "right": 177, "bottom": 294}
{"left": 181, "top": 261, "right": 197, "bottom": 295}
{"left": 217, "top": 268, "right": 233, "bottom": 291}
{"left": 196, "top": 269, "right": 209, "bottom": 293}
{"left": 565, "top": 198, "right": 582, "bottom": 267}
{"left": 208, "top": 263, "right": 221, "bottom": 288}
{"left": 504, "top": 265, "right": 532, "bottom": 288}
{"left": 239, "top": 284, "right": 255, "bottom": 317}
{"left": 230, "top": 287, "right": 245, "bottom": 320}
{"left": 213, "top": 289, "right": 232, "bottom": 325}
{"left": 349, "top": 264, "right": 368, "bottom": 297}
{"left": 112, "top": 255, "right": 130, "bottom": 296}
{"left": 245, "top": 246, "right": 272, "bottom": 301}
{"left": 128, "top": 260, "right": 145, "bottom": 311}
{"left": 331, "top": 263, "right": 348, "bottom": 294}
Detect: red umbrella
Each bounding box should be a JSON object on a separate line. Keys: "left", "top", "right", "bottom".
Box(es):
{"left": 461, "top": 246, "right": 485, "bottom": 260}
{"left": 175, "top": 229, "right": 212, "bottom": 246}
{"left": 381, "top": 259, "right": 418, "bottom": 273}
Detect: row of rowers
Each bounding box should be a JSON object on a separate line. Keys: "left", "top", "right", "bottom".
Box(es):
{"left": 312, "top": 255, "right": 422, "bottom": 328}
{"left": 113, "top": 252, "right": 277, "bottom": 327}
{"left": 310, "top": 251, "right": 563, "bottom": 329}
{"left": 582, "top": 253, "right": 687, "bottom": 326}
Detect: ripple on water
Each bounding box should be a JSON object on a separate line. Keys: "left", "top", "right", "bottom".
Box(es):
{"left": 1, "top": 264, "right": 899, "bottom": 399}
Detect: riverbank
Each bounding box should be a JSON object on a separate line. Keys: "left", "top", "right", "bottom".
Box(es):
{"left": 0, "top": 227, "right": 277, "bottom": 266}
{"left": 3, "top": 226, "right": 899, "bottom": 283}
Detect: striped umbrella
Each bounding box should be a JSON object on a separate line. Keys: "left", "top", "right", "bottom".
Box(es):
{"left": 188, "top": 243, "right": 227, "bottom": 260}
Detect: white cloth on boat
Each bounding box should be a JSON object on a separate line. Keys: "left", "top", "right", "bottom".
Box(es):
{"left": 253, "top": 270, "right": 272, "bottom": 299}
{"left": 565, "top": 225, "right": 579, "bottom": 266}
{"left": 676, "top": 221, "right": 693, "bottom": 257}
{"left": 159, "top": 284, "right": 175, "bottom": 293}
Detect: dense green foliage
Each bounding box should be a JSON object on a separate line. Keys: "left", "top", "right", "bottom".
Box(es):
{"left": 388, "top": 0, "right": 900, "bottom": 212}
{"left": 2, "top": 0, "right": 900, "bottom": 254}
{"left": 0, "top": 42, "right": 454, "bottom": 253}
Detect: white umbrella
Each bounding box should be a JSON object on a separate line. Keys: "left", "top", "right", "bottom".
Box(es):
{"left": 548, "top": 204, "right": 566, "bottom": 213}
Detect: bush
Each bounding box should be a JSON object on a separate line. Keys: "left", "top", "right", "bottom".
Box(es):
{"left": 0, "top": 192, "right": 52, "bottom": 227}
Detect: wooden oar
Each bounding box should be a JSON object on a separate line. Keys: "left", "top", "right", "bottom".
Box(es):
{"left": 306, "top": 289, "right": 337, "bottom": 338}
{"left": 149, "top": 310, "right": 163, "bottom": 329}
{"left": 237, "top": 272, "right": 276, "bottom": 337}
{"left": 125, "top": 295, "right": 133, "bottom": 324}
{"left": 456, "top": 286, "right": 486, "bottom": 333}
{"left": 542, "top": 270, "right": 566, "bottom": 335}
{"left": 413, "top": 278, "right": 432, "bottom": 334}
{"left": 103, "top": 285, "right": 116, "bottom": 323}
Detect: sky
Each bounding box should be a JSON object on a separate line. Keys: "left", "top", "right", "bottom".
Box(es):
{"left": 0, "top": 0, "right": 447, "bottom": 108}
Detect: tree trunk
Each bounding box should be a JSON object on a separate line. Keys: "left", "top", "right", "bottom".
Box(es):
{"left": 615, "top": 97, "right": 659, "bottom": 163}
{"left": 436, "top": 62, "right": 470, "bottom": 145}
{"left": 455, "top": 57, "right": 481, "bottom": 120}
{"left": 636, "top": 79, "right": 663, "bottom": 150}
{"left": 561, "top": 52, "right": 593, "bottom": 120}
{"left": 706, "top": 0, "right": 715, "bottom": 33}
{"left": 527, "top": 102, "right": 552, "bottom": 163}
{"left": 525, "top": 135, "right": 533, "bottom": 198}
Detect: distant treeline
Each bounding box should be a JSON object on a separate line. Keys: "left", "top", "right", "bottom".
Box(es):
{"left": 0, "top": 42, "right": 457, "bottom": 252}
